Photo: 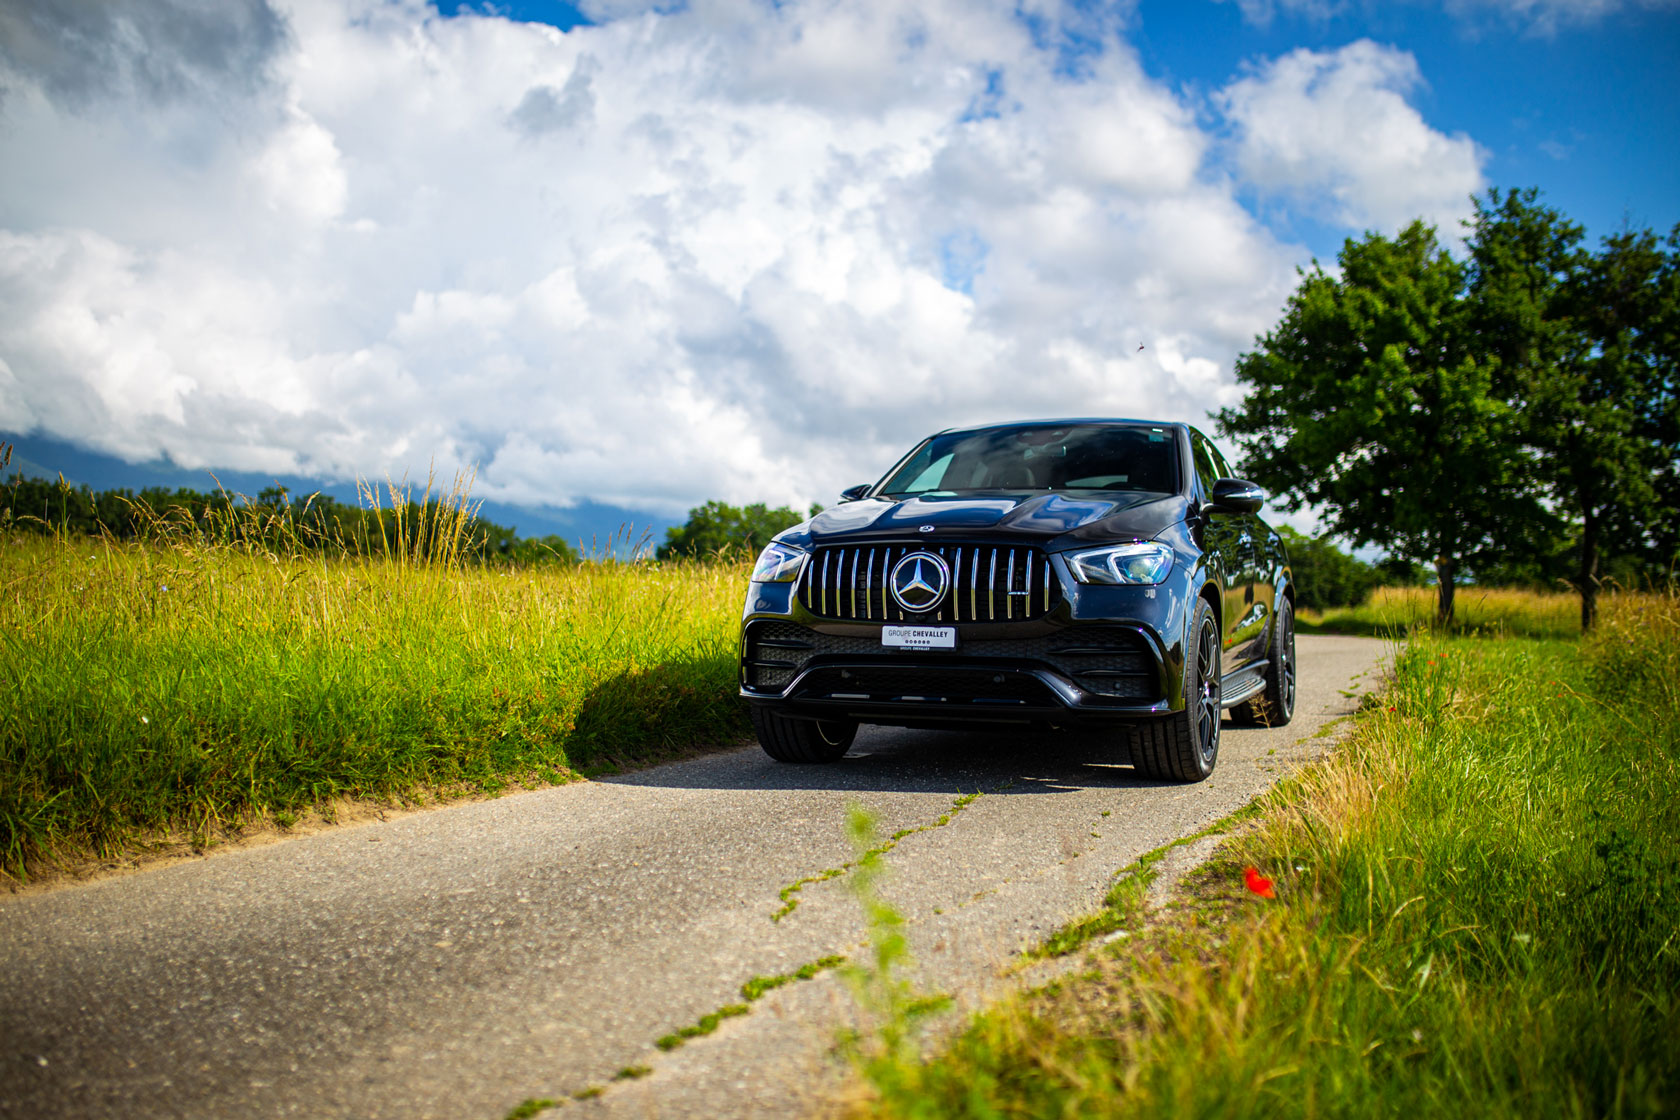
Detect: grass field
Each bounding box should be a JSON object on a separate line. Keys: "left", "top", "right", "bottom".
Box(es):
{"left": 846, "top": 589, "right": 1680, "bottom": 1117}
{"left": 1297, "top": 584, "right": 1584, "bottom": 639}
{"left": 0, "top": 529, "right": 752, "bottom": 882}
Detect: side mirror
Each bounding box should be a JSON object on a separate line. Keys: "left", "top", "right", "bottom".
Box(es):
{"left": 839, "top": 483, "right": 871, "bottom": 502}
{"left": 1208, "top": 477, "right": 1264, "bottom": 514}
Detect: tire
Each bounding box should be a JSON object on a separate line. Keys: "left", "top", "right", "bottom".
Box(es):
{"left": 1131, "top": 598, "right": 1221, "bottom": 782}
{"left": 751, "top": 706, "right": 857, "bottom": 763}
{"left": 1234, "top": 596, "right": 1297, "bottom": 728}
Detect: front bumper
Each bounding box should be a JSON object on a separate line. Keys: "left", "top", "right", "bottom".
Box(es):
{"left": 739, "top": 565, "right": 1194, "bottom": 729}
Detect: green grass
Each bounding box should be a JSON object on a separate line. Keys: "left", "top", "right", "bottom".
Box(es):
{"left": 1299, "top": 584, "right": 1583, "bottom": 638}
{"left": 1030, "top": 805, "right": 1261, "bottom": 959}
{"left": 846, "top": 590, "right": 1680, "bottom": 1118}
{"left": 0, "top": 531, "right": 753, "bottom": 881}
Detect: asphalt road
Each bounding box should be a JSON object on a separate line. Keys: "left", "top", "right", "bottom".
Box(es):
{"left": 0, "top": 635, "right": 1386, "bottom": 1120}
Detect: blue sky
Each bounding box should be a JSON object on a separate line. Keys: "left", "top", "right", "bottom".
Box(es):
{"left": 1, "top": 0, "right": 1675, "bottom": 544}
{"left": 1133, "top": 0, "right": 1679, "bottom": 252}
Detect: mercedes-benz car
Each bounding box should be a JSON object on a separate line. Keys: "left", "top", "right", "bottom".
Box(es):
{"left": 738, "top": 419, "right": 1295, "bottom": 782}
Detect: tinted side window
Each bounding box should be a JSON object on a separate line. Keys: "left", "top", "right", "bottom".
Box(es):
{"left": 1207, "top": 439, "right": 1235, "bottom": 480}
{"left": 1190, "top": 434, "right": 1221, "bottom": 497}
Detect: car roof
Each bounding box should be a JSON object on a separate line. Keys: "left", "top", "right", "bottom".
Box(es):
{"left": 930, "top": 418, "right": 1191, "bottom": 438}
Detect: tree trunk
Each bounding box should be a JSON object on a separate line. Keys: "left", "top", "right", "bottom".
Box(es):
{"left": 1578, "top": 506, "right": 1600, "bottom": 631}
{"left": 1435, "top": 556, "right": 1456, "bottom": 627}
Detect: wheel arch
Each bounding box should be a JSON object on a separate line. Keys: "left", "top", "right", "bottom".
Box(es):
{"left": 1198, "top": 580, "right": 1222, "bottom": 631}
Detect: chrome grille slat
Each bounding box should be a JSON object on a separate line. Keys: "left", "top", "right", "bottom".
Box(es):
{"left": 987, "top": 551, "right": 998, "bottom": 620}
{"left": 1006, "top": 550, "right": 1016, "bottom": 620}
{"left": 865, "top": 548, "right": 876, "bottom": 621}
{"left": 882, "top": 547, "right": 891, "bottom": 620}
{"left": 952, "top": 548, "right": 963, "bottom": 623}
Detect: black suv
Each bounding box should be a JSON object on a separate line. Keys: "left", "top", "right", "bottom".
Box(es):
{"left": 738, "top": 419, "right": 1295, "bottom": 781}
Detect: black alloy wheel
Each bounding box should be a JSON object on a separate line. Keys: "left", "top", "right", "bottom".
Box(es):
{"left": 752, "top": 707, "right": 858, "bottom": 763}
{"left": 1235, "top": 596, "right": 1297, "bottom": 728}
{"left": 1131, "top": 598, "right": 1221, "bottom": 782}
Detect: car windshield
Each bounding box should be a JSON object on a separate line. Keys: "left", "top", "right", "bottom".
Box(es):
{"left": 877, "top": 424, "right": 1180, "bottom": 498}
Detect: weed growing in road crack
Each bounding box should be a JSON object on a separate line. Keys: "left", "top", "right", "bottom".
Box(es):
{"left": 740, "top": 955, "right": 847, "bottom": 1001}
{"left": 837, "top": 805, "right": 954, "bottom": 1087}
{"left": 654, "top": 952, "right": 849, "bottom": 1053}
{"left": 771, "top": 792, "right": 980, "bottom": 921}
{"left": 655, "top": 1003, "right": 750, "bottom": 1051}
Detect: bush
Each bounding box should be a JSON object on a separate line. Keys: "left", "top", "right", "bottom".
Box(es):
{"left": 657, "top": 499, "right": 812, "bottom": 560}
{"left": 1277, "top": 526, "right": 1382, "bottom": 610}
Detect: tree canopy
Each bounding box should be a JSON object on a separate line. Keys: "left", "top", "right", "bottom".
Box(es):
{"left": 1216, "top": 219, "right": 1551, "bottom": 622}
{"left": 656, "top": 500, "right": 813, "bottom": 561}
{"left": 1466, "top": 188, "right": 1679, "bottom": 628}
{"left": 1218, "top": 191, "right": 1678, "bottom": 627}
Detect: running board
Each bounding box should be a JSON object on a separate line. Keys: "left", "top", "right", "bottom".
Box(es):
{"left": 1220, "top": 673, "right": 1267, "bottom": 710}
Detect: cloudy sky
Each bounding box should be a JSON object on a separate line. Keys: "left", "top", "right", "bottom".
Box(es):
{"left": 1, "top": 0, "right": 1676, "bottom": 540}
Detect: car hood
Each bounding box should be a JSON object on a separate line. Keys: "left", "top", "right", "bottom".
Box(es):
{"left": 780, "top": 492, "right": 1188, "bottom": 550}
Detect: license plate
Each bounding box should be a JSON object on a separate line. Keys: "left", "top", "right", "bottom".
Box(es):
{"left": 881, "top": 625, "right": 957, "bottom": 650}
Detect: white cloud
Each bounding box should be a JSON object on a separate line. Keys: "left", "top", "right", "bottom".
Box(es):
{"left": 1221, "top": 0, "right": 1344, "bottom": 26}
{"left": 1222, "top": 0, "right": 1680, "bottom": 32}
{"left": 1448, "top": 0, "right": 1680, "bottom": 32}
{"left": 1218, "top": 40, "right": 1485, "bottom": 236}
{"left": 0, "top": 0, "right": 1482, "bottom": 517}
{"left": 252, "top": 106, "right": 349, "bottom": 222}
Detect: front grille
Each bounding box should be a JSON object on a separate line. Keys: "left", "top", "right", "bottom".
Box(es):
{"left": 742, "top": 621, "right": 1159, "bottom": 700}
{"left": 796, "top": 543, "right": 1060, "bottom": 623}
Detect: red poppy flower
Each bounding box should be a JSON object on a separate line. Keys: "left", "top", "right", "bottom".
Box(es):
{"left": 1243, "top": 866, "right": 1275, "bottom": 899}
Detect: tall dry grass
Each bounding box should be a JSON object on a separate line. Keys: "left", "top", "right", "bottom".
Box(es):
{"left": 0, "top": 510, "right": 751, "bottom": 881}
{"left": 1299, "top": 583, "right": 1584, "bottom": 638}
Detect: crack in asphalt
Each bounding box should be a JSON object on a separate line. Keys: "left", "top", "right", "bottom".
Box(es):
{"left": 769, "top": 789, "right": 984, "bottom": 922}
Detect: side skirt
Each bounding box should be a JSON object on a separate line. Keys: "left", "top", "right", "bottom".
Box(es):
{"left": 1219, "top": 666, "right": 1268, "bottom": 711}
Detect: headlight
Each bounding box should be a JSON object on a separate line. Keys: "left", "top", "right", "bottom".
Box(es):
{"left": 750, "top": 542, "right": 807, "bottom": 583}
{"left": 1065, "top": 541, "right": 1174, "bottom": 585}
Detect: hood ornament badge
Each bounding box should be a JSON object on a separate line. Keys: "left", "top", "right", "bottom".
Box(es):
{"left": 918, "top": 524, "right": 934, "bottom": 533}
{"left": 890, "top": 552, "right": 950, "bottom": 613}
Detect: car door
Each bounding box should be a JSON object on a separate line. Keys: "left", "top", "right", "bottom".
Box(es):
{"left": 1190, "top": 432, "right": 1251, "bottom": 663}
{"left": 1205, "top": 437, "right": 1271, "bottom": 668}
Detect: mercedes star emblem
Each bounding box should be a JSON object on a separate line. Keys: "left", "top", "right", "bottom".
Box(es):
{"left": 890, "top": 551, "right": 950, "bottom": 613}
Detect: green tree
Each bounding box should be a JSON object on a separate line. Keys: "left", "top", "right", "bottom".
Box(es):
{"left": 657, "top": 500, "right": 808, "bottom": 561}
{"left": 502, "top": 534, "right": 579, "bottom": 565}
{"left": 1216, "top": 220, "right": 1552, "bottom": 624}
{"left": 1468, "top": 189, "right": 1680, "bottom": 627}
